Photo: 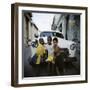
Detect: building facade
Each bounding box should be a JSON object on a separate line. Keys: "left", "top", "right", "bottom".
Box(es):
{"left": 23, "top": 12, "right": 38, "bottom": 47}
{"left": 51, "top": 14, "right": 80, "bottom": 43}
{"left": 23, "top": 12, "right": 39, "bottom": 77}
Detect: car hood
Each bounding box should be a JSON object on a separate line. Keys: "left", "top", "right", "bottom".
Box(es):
{"left": 58, "top": 38, "right": 76, "bottom": 48}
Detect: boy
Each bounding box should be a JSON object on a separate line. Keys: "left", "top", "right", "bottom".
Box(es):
{"left": 45, "top": 36, "right": 55, "bottom": 75}
{"left": 34, "top": 38, "right": 47, "bottom": 76}
{"left": 53, "top": 37, "right": 64, "bottom": 75}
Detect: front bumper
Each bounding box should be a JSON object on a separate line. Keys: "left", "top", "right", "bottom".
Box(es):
{"left": 64, "top": 57, "right": 77, "bottom": 62}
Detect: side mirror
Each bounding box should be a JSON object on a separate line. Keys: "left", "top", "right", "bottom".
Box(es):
{"left": 31, "top": 41, "right": 38, "bottom": 48}
{"left": 34, "top": 34, "right": 38, "bottom": 38}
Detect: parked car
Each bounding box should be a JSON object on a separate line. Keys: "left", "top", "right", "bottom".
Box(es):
{"left": 31, "top": 31, "right": 77, "bottom": 62}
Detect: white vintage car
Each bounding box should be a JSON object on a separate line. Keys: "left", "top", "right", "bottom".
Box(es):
{"left": 31, "top": 31, "right": 77, "bottom": 61}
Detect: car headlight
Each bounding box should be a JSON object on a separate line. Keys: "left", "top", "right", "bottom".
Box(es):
{"left": 70, "top": 43, "right": 76, "bottom": 50}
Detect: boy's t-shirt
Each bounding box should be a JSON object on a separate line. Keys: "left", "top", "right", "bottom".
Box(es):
{"left": 45, "top": 44, "right": 54, "bottom": 62}
{"left": 36, "top": 44, "right": 46, "bottom": 64}
{"left": 53, "top": 46, "right": 61, "bottom": 57}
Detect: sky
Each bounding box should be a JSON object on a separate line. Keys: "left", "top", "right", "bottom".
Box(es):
{"left": 32, "top": 13, "right": 55, "bottom": 32}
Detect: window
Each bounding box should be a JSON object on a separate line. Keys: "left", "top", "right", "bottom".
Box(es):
{"left": 59, "top": 23, "right": 62, "bottom": 32}
{"left": 40, "top": 32, "right": 64, "bottom": 38}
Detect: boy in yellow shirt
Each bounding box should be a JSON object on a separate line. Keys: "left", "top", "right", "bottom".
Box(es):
{"left": 36, "top": 38, "right": 46, "bottom": 64}
{"left": 34, "top": 38, "right": 47, "bottom": 76}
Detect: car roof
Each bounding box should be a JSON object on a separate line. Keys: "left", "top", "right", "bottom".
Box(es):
{"left": 40, "top": 31, "right": 62, "bottom": 34}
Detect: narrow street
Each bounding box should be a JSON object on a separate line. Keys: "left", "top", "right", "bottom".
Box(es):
{"left": 24, "top": 48, "right": 80, "bottom": 77}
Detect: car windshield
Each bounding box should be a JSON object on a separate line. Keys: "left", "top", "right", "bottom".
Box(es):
{"left": 40, "top": 32, "right": 64, "bottom": 38}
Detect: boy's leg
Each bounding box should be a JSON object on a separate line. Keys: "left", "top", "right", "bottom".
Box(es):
{"left": 55, "top": 55, "right": 64, "bottom": 75}
{"left": 51, "top": 63, "right": 57, "bottom": 76}
{"left": 34, "top": 64, "right": 41, "bottom": 76}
